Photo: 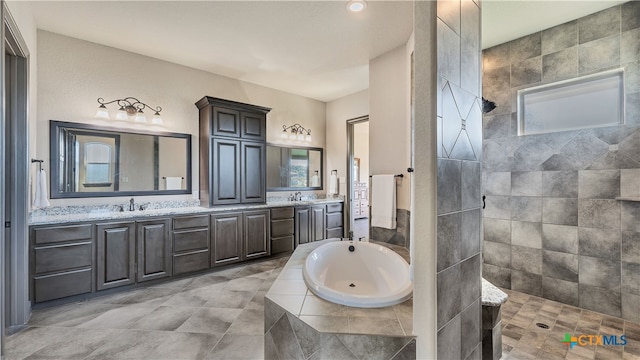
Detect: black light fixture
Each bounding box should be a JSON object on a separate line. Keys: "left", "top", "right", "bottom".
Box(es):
{"left": 96, "top": 97, "right": 163, "bottom": 125}
{"left": 280, "top": 123, "right": 312, "bottom": 142}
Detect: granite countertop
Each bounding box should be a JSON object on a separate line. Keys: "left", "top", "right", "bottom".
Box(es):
{"left": 482, "top": 278, "right": 508, "bottom": 306}
{"left": 28, "top": 198, "right": 343, "bottom": 226}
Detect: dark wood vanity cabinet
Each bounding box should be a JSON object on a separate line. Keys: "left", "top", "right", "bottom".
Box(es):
{"left": 271, "top": 207, "right": 294, "bottom": 254}
{"left": 243, "top": 209, "right": 270, "bottom": 259}
{"left": 31, "top": 224, "right": 94, "bottom": 303}
{"left": 211, "top": 212, "right": 243, "bottom": 266}
{"left": 294, "top": 204, "right": 326, "bottom": 246}
{"left": 172, "top": 215, "right": 210, "bottom": 275}
{"left": 197, "top": 96, "right": 270, "bottom": 207}
{"left": 211, "top": 209, "right": 271, "bottom": 265}
{"left": 136, "top": 219, "right": 172, "bottom": 282}
{"left": 96, "top": 221, "right": 136, "bottom": 290}
{"left": 326, "top": 203, "right": 344, "bottom": 239}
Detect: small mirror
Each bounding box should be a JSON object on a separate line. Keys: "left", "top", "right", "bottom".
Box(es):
{"left": 266, "top": 144, "right": 323, "bottom": 191}
{"left": 50, "top": 120, "right": 192, "bottom": 198}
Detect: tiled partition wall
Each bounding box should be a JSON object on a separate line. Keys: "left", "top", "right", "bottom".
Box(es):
{"left": 482, "top": 2, "right": 640, "bottom": 322}
{"left": 435, "top": 0, "right": 483, "bottom": 359}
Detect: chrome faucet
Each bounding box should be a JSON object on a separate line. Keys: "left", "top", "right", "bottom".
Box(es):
{"left": 294, "top": 192, "right": 302, "bottom": 201}
{"left": 129, "top": 198, "right": 135, "bottom": 211}
{"left": 348, "top": 230, "right": 354, "bottom": 241}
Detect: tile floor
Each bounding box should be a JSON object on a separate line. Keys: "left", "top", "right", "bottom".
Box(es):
{"left": 500, "top": 289, "right": 640, "bottom": 360}
{"left": 7, "top": 255, "right": 640, "bottom": 360}
{"left": 5, "top": 256, "right": 289, "bottom": 360}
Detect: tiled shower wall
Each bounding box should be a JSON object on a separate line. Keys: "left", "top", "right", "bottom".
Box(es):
{"left": 482, "top": 2, "right": 640, "bottom": 322}
{"left": 435, "top": 0, "right": 483, "bottom": 359}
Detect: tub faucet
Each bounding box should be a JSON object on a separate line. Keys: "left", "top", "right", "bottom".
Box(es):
{"left": 129, "top": 198, "right": 135, "bottom": 211}
{"left": 348, "top": 230, "right": 354, "bottom": 241}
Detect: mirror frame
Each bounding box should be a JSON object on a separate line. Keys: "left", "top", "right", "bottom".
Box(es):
{"left": 50, "top": 120, "right": 192, "bottom": 198}
{"left": 266, "top": 143, "right": 323, "bottom": 191}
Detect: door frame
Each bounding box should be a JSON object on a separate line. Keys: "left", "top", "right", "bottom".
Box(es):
{"left": 345, "top": 115, "right": 368, "bottom": 237}
{"left": 3, "top": 1, "right": 31, "bottom": 342}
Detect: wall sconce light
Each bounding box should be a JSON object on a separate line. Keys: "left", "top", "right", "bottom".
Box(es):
{"left": 95, "top": 97, "right": 163, "bottom": 125}
{"left": 280, "top": 123, "right": 312, "bottom": 142}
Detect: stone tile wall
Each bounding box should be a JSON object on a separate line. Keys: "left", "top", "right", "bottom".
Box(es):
{"left": 482, "top": 2, "right": 640, "bottom": 322}
{"left": 435, "top": 0, "right": 483, "bottom": 359}
{"left": 371, "top": 209, "right": 411, "bottom": 248}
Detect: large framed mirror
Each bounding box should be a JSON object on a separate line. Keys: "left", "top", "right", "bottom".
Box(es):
{"left": 266, "top": 144, "right": 323, "bottom": 191}
{"left": 50, "top": 120, "right": 192, "bottom": 198}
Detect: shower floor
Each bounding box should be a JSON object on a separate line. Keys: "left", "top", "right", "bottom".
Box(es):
{"left": 500, "top": 289, "right": 640, "bottom": 360}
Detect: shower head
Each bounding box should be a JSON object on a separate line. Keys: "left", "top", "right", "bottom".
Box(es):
{"left": 482, "top": 97, "right": 497, "bottom": 114}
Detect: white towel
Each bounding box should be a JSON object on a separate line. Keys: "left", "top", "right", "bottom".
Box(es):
{"left": 328, "top": 173, "right": 338, "bottom": 195}
{"left": 371, "top": 175, "right": 396, "bottom": 229}
{"left": 165, "top": 176, "right": 183, "bottom": 190}
{"left": 33, "top": 169, "right": 51, "bottom": 208}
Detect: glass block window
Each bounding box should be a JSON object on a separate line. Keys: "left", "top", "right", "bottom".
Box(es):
{"left": 517, "top": 69, "right": 624, "bottom": 135}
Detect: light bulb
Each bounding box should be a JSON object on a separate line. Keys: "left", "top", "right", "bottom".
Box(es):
{"left": 151, "top": 112, "right": 163, "bottom": 125}
{"left": 281, "top": 131, "right": 288, "bottom": 139}
{"left": 305, "top": 134, "right": 312, "bottom": 142}
{"left": 297, "top": 133, "right": 305, "bottom": 141}
{"left": 95, "top": 105, "right": 109, "bottom": 119}
{"left": 134, "top": 109, "right": 147, "bottom": 123}
{"left": 116, "top": 107, "right": 128, "bottom": 121}
{"left": 289, "top": 132, "right": 297, "bottom": 140}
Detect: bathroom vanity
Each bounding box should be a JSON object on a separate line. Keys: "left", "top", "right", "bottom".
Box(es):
{"left": 28, "top": 199, "right": 343, "bottom": 304}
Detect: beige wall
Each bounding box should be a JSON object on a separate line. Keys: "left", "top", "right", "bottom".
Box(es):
{"left": 325, "top": 89, "right": 368, "bottom": 195}
{"left": 37, "top": 30, "right": 326, "bottom": 206}
{"left": 369, "top": 44, "right": 411, "bottom": 210}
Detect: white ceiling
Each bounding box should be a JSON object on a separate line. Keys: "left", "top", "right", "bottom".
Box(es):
{"left": 27, "top": 1, "right": 626, "bottom": 102}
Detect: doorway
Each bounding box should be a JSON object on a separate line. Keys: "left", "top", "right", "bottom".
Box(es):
{"left": 346, "top": 116, "right": 369, "bottom": 240}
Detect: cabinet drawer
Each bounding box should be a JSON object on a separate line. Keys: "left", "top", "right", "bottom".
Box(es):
{"left": 271, "top": 207, "right": 294, "bottom": 220}
{"left": 34, "top": 242, "right": 92, "bottom": 274}
{"left": 271, "top": 236, "right": 294, "bottom": 254}
{"left": 34, "top": 268, "right": 92, "bottom": 303}
{"left": 173, "top": 250, "right": 210, "bottom": 275}
{"left": 173, "top": 215, "right": 209, "bottom": 230}
{"left": 173, "top": 229, "right": 209, "bottom": 253}
{"left": 326, "top": 213, "right": 343, "bottom": 229}
{"left": 354, "top": 201, "right": 361, "bottom": 208}
{"left": 34, "top": 224, "right": 92, "bottom": 245}
{"left": 326, "top": 203, "right": 343, "bottom": 213}
{"left": 326, "top": 228, "right": 343, "bottom": 239}
{"left": 271, "top": 219, "right": 294, "bottom": 238}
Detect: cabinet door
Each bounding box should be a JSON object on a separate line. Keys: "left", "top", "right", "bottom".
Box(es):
{"left": 137, "top": 219, "right": 171, "bottom": 282}
{"left": 244, "top": 209, "right": 270, "bottom": 259}
{"left": 240, "top": 112, "right": 266, "bottom": 141}
{"left": 241, "top": 141, "right": 266, "bottom": 203}
{"left": 212, "top": 106, "right": 240, "bottom": 138}
{"left": 211, "top": 212, "right": 243, "bottom": 266}
{"left": 294, "top": 207, "right": 311, "bottom": 246}
{"left": 212, "top": 138, "right": 241, "bottom": 205}
{"left": 96, "top": 222, "right": 135, "bottom": 290}
{"left": 311, "top": 205, "right": 326, "bottom": 242}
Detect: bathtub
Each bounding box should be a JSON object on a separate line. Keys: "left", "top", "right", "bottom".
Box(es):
{"left": 302, "top": 240, "right": 413, "bottom": 308}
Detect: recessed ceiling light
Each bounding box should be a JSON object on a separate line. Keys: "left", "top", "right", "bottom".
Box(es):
{"left": 346, "top": 0, "right": 367, "bottom": 13}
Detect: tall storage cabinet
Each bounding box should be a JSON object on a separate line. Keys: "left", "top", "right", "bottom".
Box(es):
{"left": 196, "top": 97, "right": 271, "bottom": 207}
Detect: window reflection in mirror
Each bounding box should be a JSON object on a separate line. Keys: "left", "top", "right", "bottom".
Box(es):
{"left": 50, "top": 120, "right": 191, "bottom": 198}
{"left": 266, "top": 144, "right": 322, "bottom": 190}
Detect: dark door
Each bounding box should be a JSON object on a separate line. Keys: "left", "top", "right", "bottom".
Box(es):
{"left": 243, "top": 210, "right": 270, "bottom": 259}
{"left": 211, "top": 212, "right": 242, "bottom": 266}
{"left": 294, "top": 206, "right": 311, "bottom": 246}
{"left": 136, "top": 219, "right": 171, "bottom": 282}
{"left": 241, "top": 141, "right": 265, "bottom": 203}
{"left": 96, "top": 222, "right": 135, "bottom": 290}
{"left": 212, "top": 138, "right": 241, "bottom": 205}
{"left": 212, "top": 106, "right": 240, "bottom": 138}
{"left": 311, "top": 205, "right": 326, "bottom": 242}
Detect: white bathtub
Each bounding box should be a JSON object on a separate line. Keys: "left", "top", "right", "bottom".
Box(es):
{"left": 302, "top": 240, "right": 413, "bottom": 308}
